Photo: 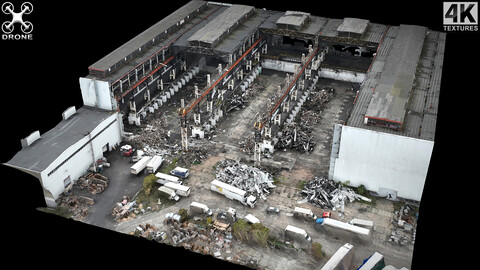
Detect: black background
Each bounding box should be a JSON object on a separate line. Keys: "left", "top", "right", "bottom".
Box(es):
{"left": 2, "top": 0, "right": 477, "bottom": 269}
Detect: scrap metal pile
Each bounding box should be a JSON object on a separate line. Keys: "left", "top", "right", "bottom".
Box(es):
{"left": 298, "top": 177, "right": 371, "bottom": 211}
{"left": 215, "top": 159, "right": 276, "bottom": 200}
{"left": 276, "top": 88, "right": 335, "bottom": 153}
{"left": 277, "top": 123, "right": 316, "bottom": 153}
{"left": 389, "top": 204, "right": 417, "bottom": 245}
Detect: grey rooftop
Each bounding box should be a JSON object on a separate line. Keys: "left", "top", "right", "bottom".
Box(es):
{"left": 5, "top": 106, "right": 115, "bottom": 173}
{"left": 337, "top": 18, "right": 370, "bottom": 35}
{"left": 187, "top": 4, "right": 254, "bottom": 47}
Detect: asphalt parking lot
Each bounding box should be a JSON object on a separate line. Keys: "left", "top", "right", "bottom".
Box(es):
{"left": 80, "top": 148, "right": 144, "bottom": 229}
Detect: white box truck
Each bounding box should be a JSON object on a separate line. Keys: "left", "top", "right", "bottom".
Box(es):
{"left": 164, "top": 182, "right": 190, "bottom": 197}
{"left": 245, "top": 214, "right": 260, "bottom": 224}
{"left": 170, "top": 167, "right": 189, "bottom": 178}
{"left": 190, "top": 201, "right": 213, "bottom": 216}
{"left": 210, "top": 180, "right": 256, "bottom": 208}
{"left": 155, "top": 172, "right": 182, "bottom": 185}
{"left": 146, "top": 155, "right": 163, "bottom": 174}
{"left": 293, "top": 207, "right": 318, "bottom": 220}
{"left": 158, "top": 186, "right": 180, "bottom": 201}
{"left": 285, "top": 225, "right": 312, "bottom": 242}
{"left": 130, "top": 156, "right": 152, "bottom": 174}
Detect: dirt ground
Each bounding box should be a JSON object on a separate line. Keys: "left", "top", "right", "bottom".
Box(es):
{"left": 108, "top": 73, "right": 416, "bottom": 269}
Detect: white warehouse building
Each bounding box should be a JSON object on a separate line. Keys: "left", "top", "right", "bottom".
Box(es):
{"left": 4, "top": 106, "right": 123, "bottom": 207}
{"left": 328, "top": 25, "right": 445, "bottom": 201}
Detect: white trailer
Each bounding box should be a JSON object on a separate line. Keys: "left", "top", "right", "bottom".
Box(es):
{"left": 285, "top": 225, "right": 312, "bottom": 242}
{"left": 164, "top": 182, "right": 190, "bottom": 197}
{"left": 322, "top": 218, "right": 370, "bottom": 236}
{"left": 210, "top": 180, "right": 257, "bottom": 208}
{"left": 146, "top": 155, "right": 163, "bottom": 174}
{"left": 158, "top": 186, "right": 179, "bottom": 201}
{"left": 293, "top": 207, "right": 318, "bottom": 220}
{"left": 155, "top": 172, "right": 182, "bottom": 185}
{"left": 321, "top": 243, "right": 355, "bottom": 270}
{"left": 130, "top": 156, "right": 152, "bottom": 174}
{"left": 190, "top": 201, "right": 213, "bottom": 216}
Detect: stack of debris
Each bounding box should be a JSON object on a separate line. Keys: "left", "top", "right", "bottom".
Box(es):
{"left": 275, "top": 88, "right": 334, "bottom": 153}
{"left": 227, "top": 94, "right": 246, "bottom": 113}
{"left": 389, "top": 204, "right": 417, "bottom": 245}
{"left": 276, "top": 123, "right": 316, "bottom": 153}
{"left": 215, "top": 159, "right": 276, "bottom": 200}
{"left": 111, "top": 196, "right": 137, "bottom": 222}
{"left": 238, "top": 134, "right": 255, "bottom": 155}
{"left": 127, "top": 113, "right": 170, "bottom": 148}
{"left": 303, "top": 88, "right": 335, "bottom": 114}
{"left": 133, "top": 223, "right": 167, "bottom": 241}
{"left": 75, "top": 173, "right": 109, "bottom": 195}
{"left": 176, "top": 147, "right": 210, "bottom": 167}
{"left": 298, "top": 177, "right": 371, "bottom": 211}
{"left": 56, "top": 193, "right": 94, "bottom": 221}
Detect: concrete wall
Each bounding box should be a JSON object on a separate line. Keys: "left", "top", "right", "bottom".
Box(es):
{"left": 319, "top": 68, "right": 365, "bottom": 83}
{"left": 331, "top": 125, "right": 434, "bottom": 201}
{"left": 261, "top": 59, "right": 299, "bottom": 73}
{"left": 40, "top": 113, "right": 122, "bottom": 205}
{"left": 80, "top": 78, "right": 117, "bottom": 111}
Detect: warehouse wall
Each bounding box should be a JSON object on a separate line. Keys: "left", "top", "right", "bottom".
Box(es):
{"left": 331, "top": 125, "right": 434, "bottom": 201}
{"left": 40, "top": 113, "right": 122, "bottom": 206}
{"left": 79, "top": 78, "right": 116, "bottom": 111}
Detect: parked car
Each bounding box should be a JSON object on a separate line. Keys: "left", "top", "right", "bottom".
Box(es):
{"left": 267, "top": 206, "right": 280, "bottom": 213}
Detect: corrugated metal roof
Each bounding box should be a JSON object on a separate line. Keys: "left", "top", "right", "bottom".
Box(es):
{"left": 337, "top": 18, "right": 369, "bottom": 34}
{"left": 365, "top": 24, "right": 427, "bottom": 124}
{"left": 214, "top": 9, "right": 270, "bottom": 54}
{"left": 5, "top": 106, "right": 115, "bottom": 173}
{"left": 347, "top": 26, "right": 445, "bottom": 142}
{"left": 276, "top": 11, "right": 309, "bottom": 28}
{"left": 187, "top": 4, "right": 254, "bottom": 46}
{"left": 259, "top": 11, "right": 326, "bottom": 36}
{"left": 90, "top": 0, "right": 207, "bottom": 72}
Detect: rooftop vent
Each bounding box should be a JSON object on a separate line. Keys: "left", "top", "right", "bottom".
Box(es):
{"left": 21, "top": 130, "right": 41, "bottom": 148}
{"left": 62, "top": 106, "right": 76, "bottom": 120}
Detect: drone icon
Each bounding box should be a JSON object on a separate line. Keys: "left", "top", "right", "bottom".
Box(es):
{"left": 2, "top": 2, "right": 33, "bottom": 34}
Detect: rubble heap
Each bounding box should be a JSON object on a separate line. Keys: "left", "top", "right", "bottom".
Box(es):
{"left": 215, "top": 159, "right": 276, "bottom": 200}
{"left": 389, "top": 204, "right": 417, "bottom": 245}
{"left": 56, "top": 193, "right": 94, "bottom": 221}
{"left": 298, "top": 177, "right": 371, "bottom": 211}
{"left": 111, "top": 196, "right": 137, "bottom": 222}
{"left": 276, "top": 123, "right": 316, "bottom": 153}
{"left": 276, "top": 88, "right": 334, "bottom": 153}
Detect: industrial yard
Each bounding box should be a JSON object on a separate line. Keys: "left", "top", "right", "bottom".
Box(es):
{"left": 3, "top": 0, "right": 453, "bottom": 269}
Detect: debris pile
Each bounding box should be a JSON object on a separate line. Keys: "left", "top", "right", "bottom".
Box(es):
{"left": 176, "top": 147, "right": 210, "bottom": 166}
{"left": 303, "top": 88, "right": 335, "bottom": 115}
{"left": 227, "top": 94, "right": 246, "bottom": 113}
{"left": 215, "top": 159, "right": 276, "bottom": 200}
{"left": 56, "top": 193, "right": 94, "bottom": 221}
{"left": 275, "top": 88, "right": 334, "bottom": 153}
{"left": 133, "top": 223, "right": 167, "bottom": 241}
{"left": 111, "top": 196, "right": 137, "bottom": 222}
{"left": 276, "top": 123, "right": 316, "bottom": 153}
{"left": 298, "top": 177, "right": 371, "bottom": 211}
{"left": 127, "top": 114, "right": 169, "bottom": 147}
{"left": 389, "top": 204, "right": 417, "bottom": 245}
{"left": 75, "top": 173, "right": 109, "bottom": 195}
{"left": 238, "top": 134, "right": 255, "bottom": 155}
